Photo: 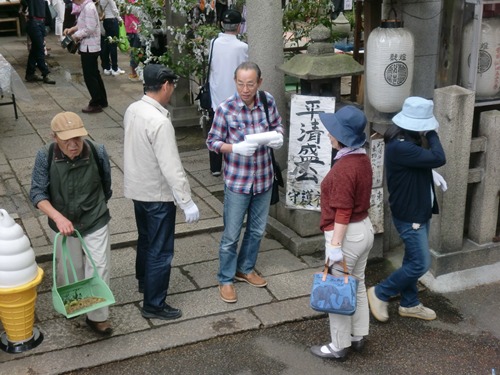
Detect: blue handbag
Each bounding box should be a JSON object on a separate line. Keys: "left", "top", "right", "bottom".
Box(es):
{"left": 310, "top": 259, "right": 359, "bottom": 315}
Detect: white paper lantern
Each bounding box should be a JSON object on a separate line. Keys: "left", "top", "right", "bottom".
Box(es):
{"left": 461, "top": 16, "right": 500, "bottom": 98}
{"left": 366, "top": 21, "right": 415, "bottom": 113}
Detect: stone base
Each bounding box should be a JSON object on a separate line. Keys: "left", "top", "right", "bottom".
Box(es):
{"left": 167, "top": 104, "right": 200, "bottom": 128}
{"left": 430, "top": 239, "right": 500, "bottom": 277}
{"left": 267, "top": 191, "right": 384, "bottom": 258}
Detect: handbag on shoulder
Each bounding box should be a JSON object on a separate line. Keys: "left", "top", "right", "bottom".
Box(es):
{"left": 259, "top": 90, "right": 284, "bottom": 205}
{"left": 196, "top": 37, "right": 217, "bottom": 110}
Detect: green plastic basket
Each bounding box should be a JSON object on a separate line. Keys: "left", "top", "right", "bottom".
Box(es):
{"left": 52, "top": 230, "right": 115, "bottom": 319}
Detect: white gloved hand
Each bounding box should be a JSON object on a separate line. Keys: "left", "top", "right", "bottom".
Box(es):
{"left": 325, "top": 243, "right": 343, "bottom": 266}
{"left": 432, "top": 170, "right": 448, "bottom": 192}
{"left": 182, "top": 201, "right": 200, "bottom": 224}
{"left": 267, "top": 133, "right": 284, "bottom": 149}
{"left": 232, "top": 141, "right": 258, "bottom": 157}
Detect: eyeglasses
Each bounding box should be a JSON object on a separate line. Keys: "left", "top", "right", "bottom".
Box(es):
{"left": 236, "top": 82, "right": 257, "bottom": 90}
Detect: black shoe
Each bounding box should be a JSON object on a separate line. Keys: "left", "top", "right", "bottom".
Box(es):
{"left": 43, "top": 75, "right": 56, "bottom": 84}
{"left": 82, "top": 105, "right": 103, "bottom": 114}
{"left": 25, "top": 74, "right": 43, "bottom": 82}
{"left": 351, "top": 338, "right": 365, "bottom": 353}
{"left": 310, "top": 345, "right": 347, "bottom": 361}
{"left": 138, "top": 285, "right": 144, "bottom": 293}
{"left": 141, "top": 305, "right": 182, "bottom": 320}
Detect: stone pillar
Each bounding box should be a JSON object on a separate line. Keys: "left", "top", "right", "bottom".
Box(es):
{"left": 469, "top": 111, "right": 500, "bottom": 244}
{"left": 246, "top": 0, "right": 286, "bottom": 162}
{"left": 165, "top": 2, "right": 201, "bottom": 127}
{"left": 431, "top": 85, "right": 475, "bottom": 252}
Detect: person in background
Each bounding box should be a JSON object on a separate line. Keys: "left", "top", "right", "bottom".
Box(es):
{"left": 21, "top": 0, "right": 56, "bottom": 84}
{"left": 207, "top": 8, "right": 248, "bottom": 177}
{"left": 30, "top": 112, "right": 113, "bottom": 335}
{"left": 123, "top": 0, "right": 141, "bottom": 81}
{"left": 124, "top": 64, "right": 200, "bottom": 321}
{"left": 52, "top": 0, "right": 66, "bottom": 42}
{"left": 368, "top": 97, "right": 446, "bottom": 323}
{"left": 64, "top": 0, "right": 107, "bottom": 114}
{"left": 206, "top": 61, "right": 284, "bottom": 304}
{"left": 310, "top": 106, "right": 374, "bottom": 360}
{"left": 99, "top": 0, "right": 124, "bottom": 76}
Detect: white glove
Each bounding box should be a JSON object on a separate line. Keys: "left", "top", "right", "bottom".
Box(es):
{"left": 432, "top": 170, "right": 448, "bottom": 192}
{"left": 232, "top": 141, "right": 258, "bottom": 157}
{"left": 182, "top": 201, "right": 200, "bottom": 224}
{"left": 267, "top": 133, "right": 284, "bottom": 149}
{"left": 325, "top": 243, "right": 343, "bottom": 266}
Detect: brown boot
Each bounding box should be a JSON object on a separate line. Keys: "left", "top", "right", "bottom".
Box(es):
{"left": 86, "top": 318, "right": 113, "bottom": 335}
{"left": 235, "top": 271, "right": 267, "bottom": 287}
{"left": 219, "top": 284, "right": 237, "bottom": 303}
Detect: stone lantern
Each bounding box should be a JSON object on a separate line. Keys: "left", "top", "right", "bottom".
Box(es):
{"left": 278, "top": 24, "right": 364, "bottom": 103}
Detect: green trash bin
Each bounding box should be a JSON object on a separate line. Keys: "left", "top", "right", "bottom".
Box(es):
{"left": 52, "top": 230, "right": 115, "bottom": 319}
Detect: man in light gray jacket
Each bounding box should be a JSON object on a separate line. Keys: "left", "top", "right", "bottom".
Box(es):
{"left": 123, "top": 64, "right": 200, "bottom": 321}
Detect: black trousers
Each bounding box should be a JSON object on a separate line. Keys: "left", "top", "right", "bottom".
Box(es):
{"left": 208, "top": 109, "right": 223, "bottom": 173}
{"left": 26, "top": 19, "right": 50, "bottom": 77}
{"left": 80, "top": 51, "right": 108, "bottom": 107}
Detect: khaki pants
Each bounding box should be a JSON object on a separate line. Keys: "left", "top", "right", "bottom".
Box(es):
{"left": 327, "top": 217, "right": 374, "bottom": 349}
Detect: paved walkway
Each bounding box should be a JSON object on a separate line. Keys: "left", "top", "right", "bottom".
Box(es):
{"left": 0, "top": 34, "right": 328, "bottom": 373}
{"left": 0, "top": 35, "right": 499, "bottom": 375}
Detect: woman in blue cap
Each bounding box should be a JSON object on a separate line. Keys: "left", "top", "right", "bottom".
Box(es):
{"left": 311, "top": 105, "right": 374, "bottom": 360}
{"left": 367, "top": 96, "right": 446, "bottom": 323}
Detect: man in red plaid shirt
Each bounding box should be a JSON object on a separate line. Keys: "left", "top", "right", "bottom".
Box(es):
{"left": 207, "top": 61, "right": 284, "bottom": 303}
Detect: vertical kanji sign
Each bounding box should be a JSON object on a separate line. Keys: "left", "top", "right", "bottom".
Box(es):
{"left": 286, "top": 95, "right": 336, "bottom": 211}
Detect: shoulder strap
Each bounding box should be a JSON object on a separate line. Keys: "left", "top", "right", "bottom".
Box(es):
{"left": 85, "top": 139, "right": 104, "bottom": 183}
{"left": 47, "top": 142, "right": 55, "bottom": 169}
{"left": 206, "top": 37, "right": 217, "bottom": 83}
{"left": 259, "top": 90, "right": 270, "bottom": 125}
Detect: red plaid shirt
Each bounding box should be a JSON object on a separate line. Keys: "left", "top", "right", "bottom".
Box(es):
{"left": 207, "top": 91, "right": 284, "bottom": 194}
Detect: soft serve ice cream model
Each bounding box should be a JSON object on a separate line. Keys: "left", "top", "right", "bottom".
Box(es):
{"left": 0, "top": 209, "right": 44, "bottom": 353}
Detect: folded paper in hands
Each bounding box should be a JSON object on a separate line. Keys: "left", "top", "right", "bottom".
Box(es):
{"left": 244, "top": 131, "right": 280, "bottom": 146}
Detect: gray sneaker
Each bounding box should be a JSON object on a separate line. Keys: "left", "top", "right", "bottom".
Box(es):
{"left": 367, "top": 287, "right": 389, "bottom": 322}
{"left": 398, "top": 303, "right": 436, "bottom": 320}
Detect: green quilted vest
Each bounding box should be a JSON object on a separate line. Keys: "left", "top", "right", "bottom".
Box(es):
{"left": 48, "top": 142, "right": 110, "bottom": 235}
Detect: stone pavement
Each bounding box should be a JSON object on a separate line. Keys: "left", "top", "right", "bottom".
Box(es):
{"left": 0, "top": 34, "right": 499, "bottom": 375}
{"left": 0, "top": 34, "right": 329, "bottom": 373}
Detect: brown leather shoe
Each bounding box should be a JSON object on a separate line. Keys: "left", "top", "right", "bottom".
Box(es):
{"left": 235, "top": 271, "right": 267, "bottom": 287}
{"left": 219, "top": 284, "right": 237, "bottom": 303}
{"left": 86, "top": 318, "right": 113, "bottom": 335}
{"left": 82, "top": 105, "right": 103, "bottom": 114}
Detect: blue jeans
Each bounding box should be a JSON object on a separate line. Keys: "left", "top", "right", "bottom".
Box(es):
{"left": 26, "top": 19, "right": 49, "bottom": 77}
{"left": 133, "top": 200, "right": 176, "bottom": 312}
{"left": 375, "top": 216, "right": 431, "bottom": 308}
{"left": 218, "top": 185, "right": 272, "bottom": 284}
{"left": 100, "top": 18, "right": 119, "bottom": 71}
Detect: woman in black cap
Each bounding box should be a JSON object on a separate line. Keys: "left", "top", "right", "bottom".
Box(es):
{"left": 311, "top": 105, "right": 374, "bottom": 360}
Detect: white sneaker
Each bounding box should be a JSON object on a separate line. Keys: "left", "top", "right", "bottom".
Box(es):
{"left": 103, "top": 69, "right": 112, "bottom": 76}
{"left": 115, "top": 67, "right": 126, "bottom": 74}
{"left": 111, "top": 69, "right": 121, "bottom": 76}
{"left": 398, "top": 303, "right": 436, "bottom": 320}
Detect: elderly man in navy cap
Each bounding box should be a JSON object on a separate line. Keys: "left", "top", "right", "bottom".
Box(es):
{"left": 123, "top": 64, "right": 200, "bottom": 321}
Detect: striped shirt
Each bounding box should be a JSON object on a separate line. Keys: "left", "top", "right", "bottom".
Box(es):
{"left": 207, "top": 91, "right": 284, "bottom": 195}
{"left": 74, "top": 0, "right": 101, "bottom": 53}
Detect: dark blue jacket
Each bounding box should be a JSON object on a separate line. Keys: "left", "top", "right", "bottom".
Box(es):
{"left": 385, "top": 131, "right": 446, "bottom": 223}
